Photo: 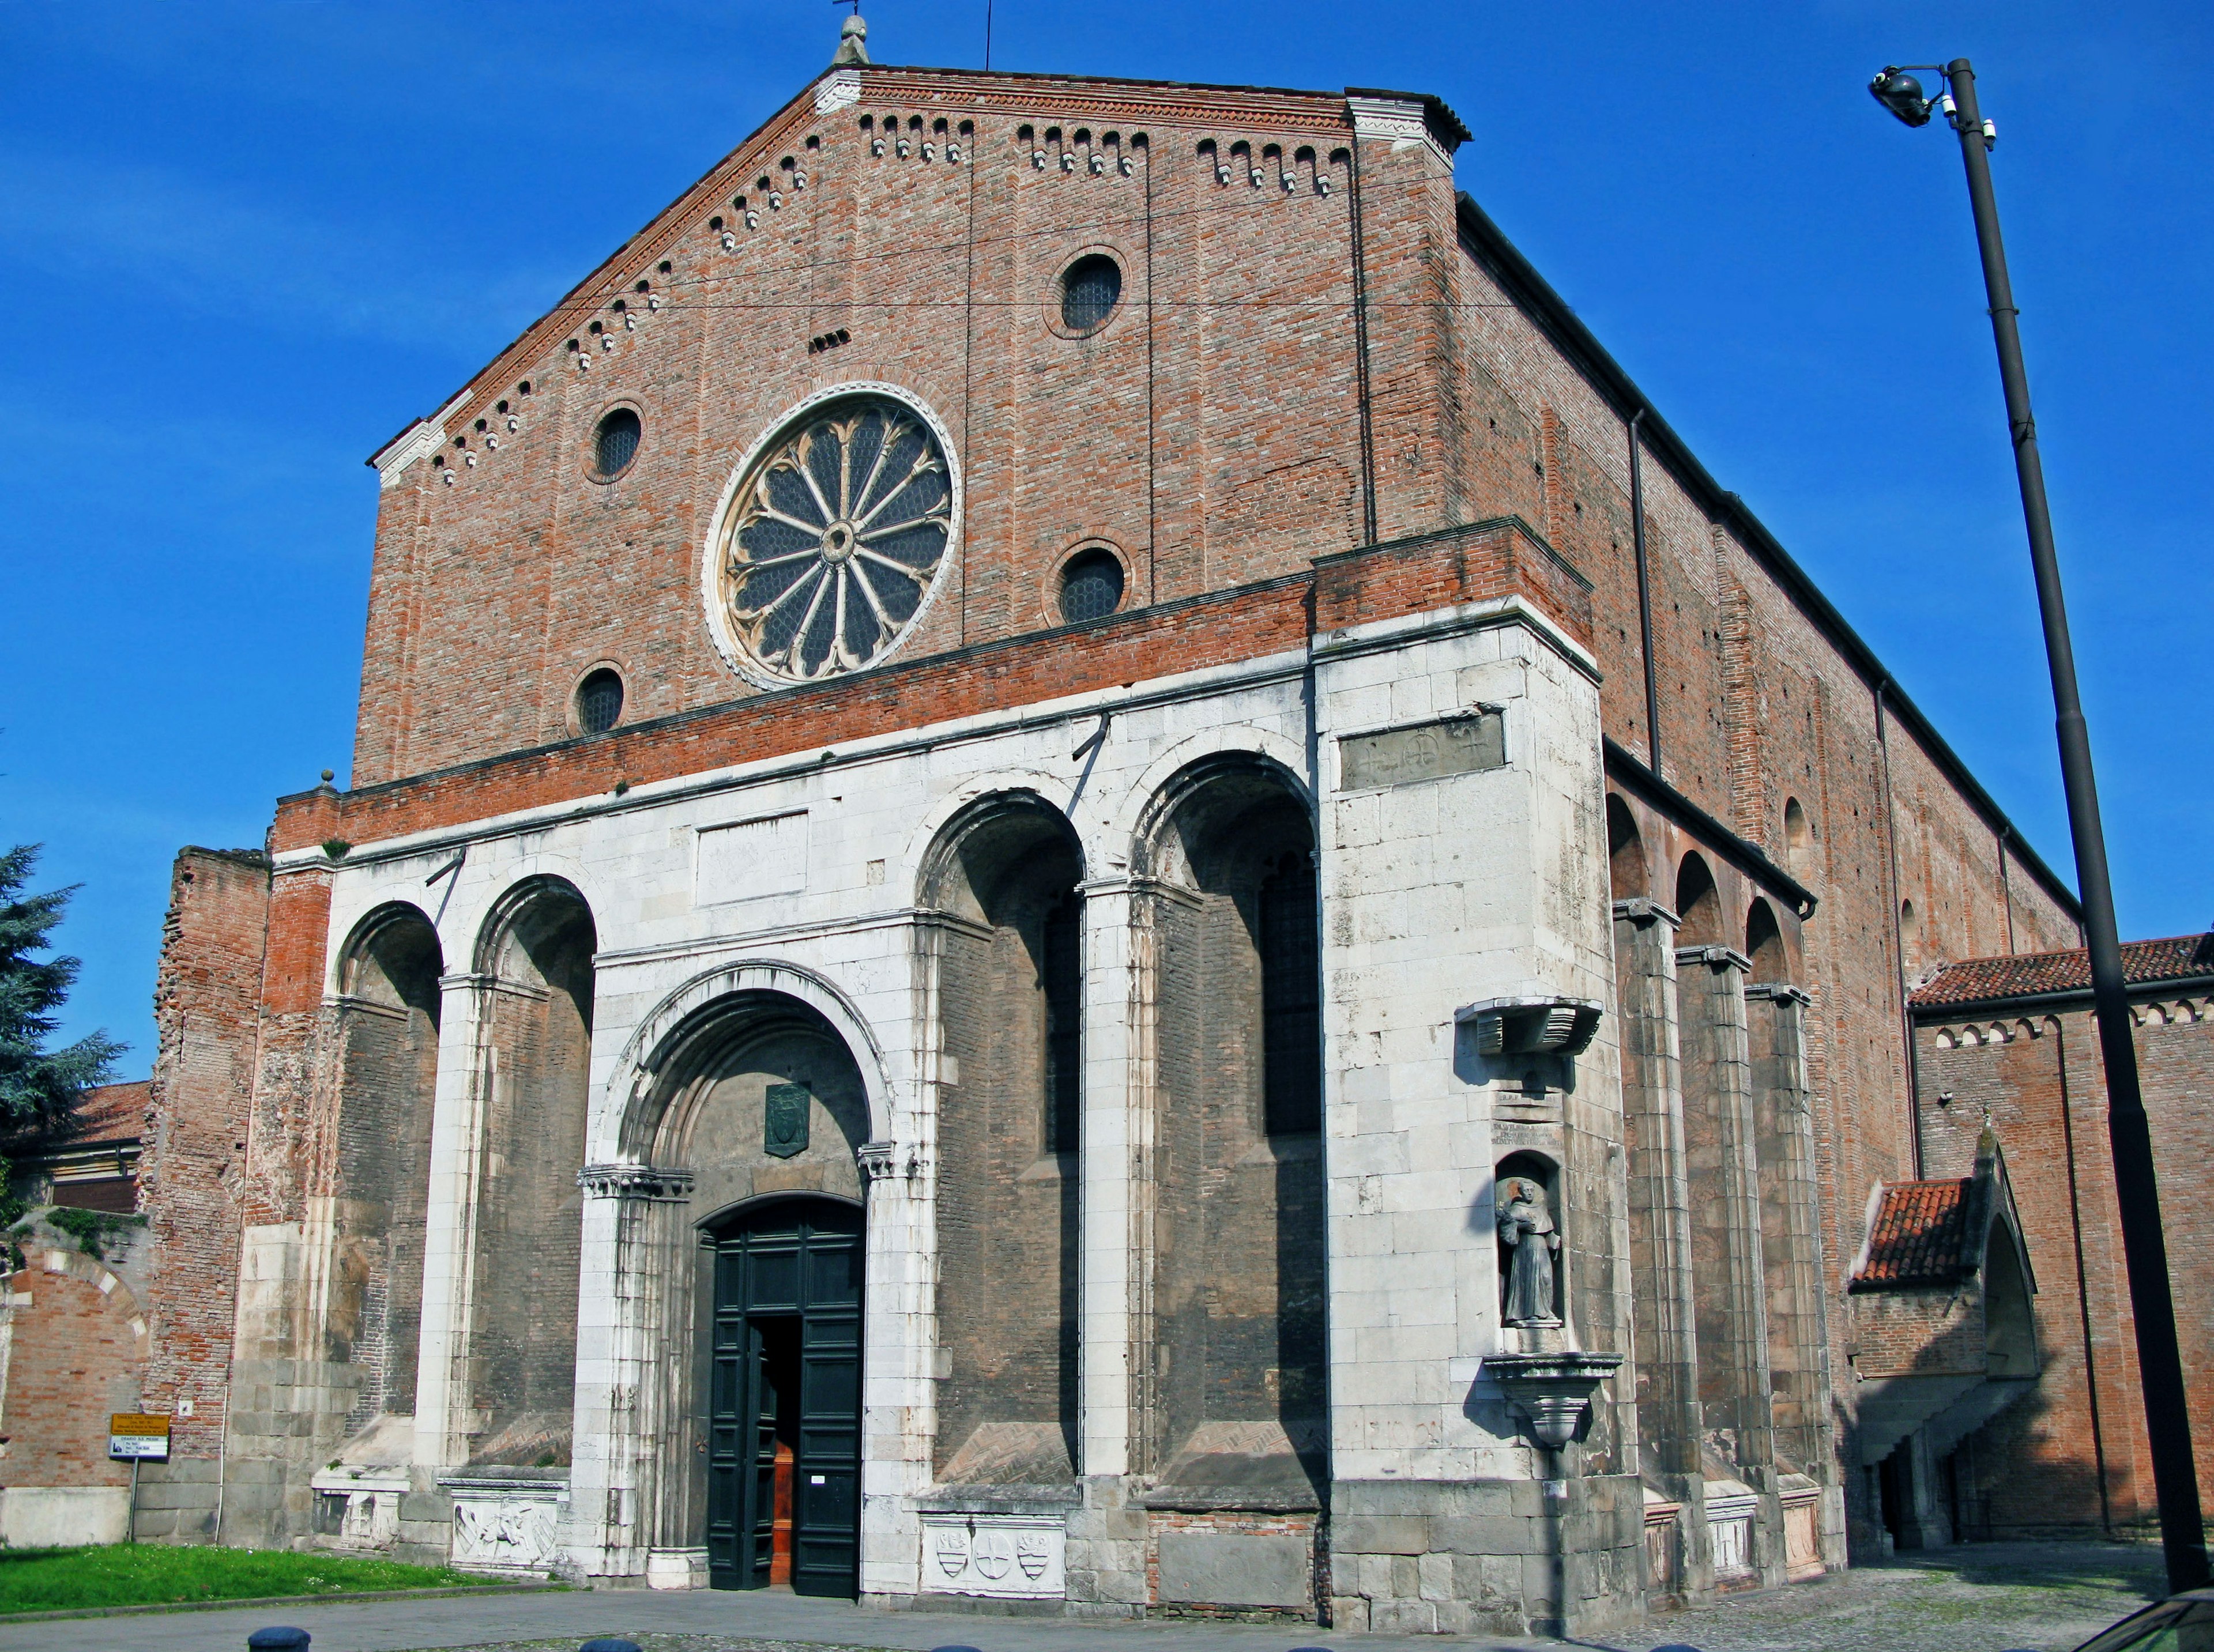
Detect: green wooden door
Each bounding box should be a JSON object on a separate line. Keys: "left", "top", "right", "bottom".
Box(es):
{"left": 705, "top": 1199, "right": 863, "bottom": 1596}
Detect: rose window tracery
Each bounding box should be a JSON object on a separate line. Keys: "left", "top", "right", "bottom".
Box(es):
{"left": 713, "top": 394, "right": 954, "bottom": 682}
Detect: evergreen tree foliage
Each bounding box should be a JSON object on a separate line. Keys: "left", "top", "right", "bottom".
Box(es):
{"left": 0, "top": 844, "right": 125, "bottom": 1145}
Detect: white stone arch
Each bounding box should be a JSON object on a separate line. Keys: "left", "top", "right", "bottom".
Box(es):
{"left": 898, "top": 768, "right": 1082, "bottom": 906}
{"left": 437, "top": 846, "right": 612, "bottom": 981}
{"left": 1101, "top": 724, "right": 1313, "bottom": 880}
{"left": 599, "top": 957, "right": 896, "bottom": 1161}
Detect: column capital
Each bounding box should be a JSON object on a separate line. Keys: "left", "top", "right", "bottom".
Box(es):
{"left": 1675, "top": 944, "right": 1752, "bottom": 973}
{"left": 1747, "top": 982, "right": 1812, "bottom": 1006}
{"left": 857, "top": 1139, "right": 926, "bottom": 1182}
{"left": 577, "top": 1163, "right": 694, "bottom": 1202}
{"left": 1613, "top": 897, "right": 1681, "bottom": 929}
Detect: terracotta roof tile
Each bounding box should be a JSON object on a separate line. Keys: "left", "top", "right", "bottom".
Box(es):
{"left": 1910, "top": 933, "right": 2214, "bottom": 1011}
{"left": 1854, "top": 1179, "right": 1972, "bottom": 1288}
{"left": 69, "top": 1080, "right": 149, "bottom": 1146}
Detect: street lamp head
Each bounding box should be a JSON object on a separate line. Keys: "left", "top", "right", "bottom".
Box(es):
{"left": 1869, "top": 66, "right": 1934, "bottom": 127}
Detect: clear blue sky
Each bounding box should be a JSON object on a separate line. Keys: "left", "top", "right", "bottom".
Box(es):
{"left": 3, "top": 1, "right": 2207, "bottom": 1078}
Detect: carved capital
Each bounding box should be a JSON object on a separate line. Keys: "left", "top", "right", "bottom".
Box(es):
{"left": 577, "top": 1163, "right": 694, "bottom": 1202}
{"left": 1611, "top": 897, "right": 1681, "bottom": 930}
{"left": 1456, "top": 995, "right": 1603, "bottom": 1058}
{"left": 1748, "top": 982, "right": 1812, "bottom": 1006}
{"left": 858, "top": 1140, "right": 924, "bottom": 1183}
{"left": 1675, "top": 944, "right": 1753, "bottom": 973}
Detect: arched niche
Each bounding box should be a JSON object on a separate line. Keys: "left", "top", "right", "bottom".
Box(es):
{"left": 330, "top": 903, "right": 443, "bottom": 1449}
{"left": 1899, "top": 899, "right": 1921, "bottom": 974}
{"left": 1494, "top": 1150, "right": 1564, "bottom": 1330}
{"left": 1782, "top": 797, "right": 1811, "bottom": 875}
{"left": 1135, "top": 754, "right": 1324, "bottom": 1499}
{"left": 918, "top": 792, "right": 1085, "bottom": 1487}
{"left": 468, "top": 876, "right": 596, "bottom": 1467}
{"left": 1607, "top": 795, "right": 1647, "bottom": 903}
{"left": 1746, "top": 897, "right": 1788, "bottom": 984}
{"left": 1675, "top": 852, "right": 1723, "bottom": 948}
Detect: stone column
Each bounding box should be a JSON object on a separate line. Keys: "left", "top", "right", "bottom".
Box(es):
{"left": 1745, "top": 982, "right": 1842, "bottom": 1571}
{"left": 1676, "top": 943, "right": 1784, "bottom": 1589}
{"left": 1066, "top": 875, "right": 1157, "bottom": 1609}
{"left": 567, "top": 1164, "right": 694, "bottom": 1583}
{"left": 412, "top": 972, "right": 494, "bottom": 1474}
{"left": 1611, "top": 899, "right": 1712, "bottom": 1600}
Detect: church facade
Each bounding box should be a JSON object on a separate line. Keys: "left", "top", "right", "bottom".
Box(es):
{"left": 123, "top": 39, "right": 2092, "bottom": 1636}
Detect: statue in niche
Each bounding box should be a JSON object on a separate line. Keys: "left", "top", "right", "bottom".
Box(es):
{"left": 1497, "top": 1176, "right": 1562, "bottom": 1328}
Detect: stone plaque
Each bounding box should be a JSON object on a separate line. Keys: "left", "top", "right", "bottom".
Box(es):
{"left": 1338, "top": 710, "right": 1504, "bottom": 791}
{"left": 1155, "top": 1530, "right": 1312, "bottom": 1607}
{"left": 764, "top": 1083, "right": 810, "bottom": 1159}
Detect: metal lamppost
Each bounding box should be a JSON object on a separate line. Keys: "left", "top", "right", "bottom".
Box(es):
{"left": 1869, "top": 59, "right": 2209, "bottom": 1595}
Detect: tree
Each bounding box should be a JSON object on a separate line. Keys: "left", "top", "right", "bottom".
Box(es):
{"left": 0, "top": 844, "right": 125, "bottom": 1146}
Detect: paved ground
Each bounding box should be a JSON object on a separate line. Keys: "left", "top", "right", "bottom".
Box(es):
{"left": 2, "top": 1541, "right": 2164, "bottom": 1652}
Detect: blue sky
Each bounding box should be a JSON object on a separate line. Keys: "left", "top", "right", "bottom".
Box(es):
{"left": 2, "top": 1, "right": 2207, "bottom": 1077}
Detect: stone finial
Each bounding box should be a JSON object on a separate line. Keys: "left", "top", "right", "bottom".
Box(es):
{"left": 833, "top": 12, "right": 870, "bottom": 66}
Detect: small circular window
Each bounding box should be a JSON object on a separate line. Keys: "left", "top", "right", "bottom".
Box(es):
{"left": 1059, "top": 548, "right": 1125, "bottom": 623}
{"left": 593, "top": 407, "right": 642, "bottom": 478}
{"left": 575, "top": 667, "right": 624, "bottom": 734}
{"left": 1059, "top": 254, "right": 1122, "bottom": 335}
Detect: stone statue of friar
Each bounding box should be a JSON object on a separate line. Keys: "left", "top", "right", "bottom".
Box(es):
{"left": 1497, "top": 1175, "right": 1562, "bottom": 1327}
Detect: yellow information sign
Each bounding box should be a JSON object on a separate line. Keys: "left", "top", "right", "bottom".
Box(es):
{"left": 108, "top": 1412, "right": 170, "bottom": 1461}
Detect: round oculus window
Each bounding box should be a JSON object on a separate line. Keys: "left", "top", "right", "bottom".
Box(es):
{"left": 593, "top": 406, "right": 642, "bottom": 477}
{"left": 1059, "top": 254, "right": 1122, "bottom": 335}
{"left": 575, "top": 667, "right": 624, "bottom": 733}
{"left": 1059, "top": 548, "right": 1125, "bottom": 623}
{"left": 713, "top": 393, "right": 954, "bottom": 683}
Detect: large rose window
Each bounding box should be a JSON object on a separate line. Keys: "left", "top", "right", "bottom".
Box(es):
{"left": 711, "top": 394, "right": 955, "bottom": 684}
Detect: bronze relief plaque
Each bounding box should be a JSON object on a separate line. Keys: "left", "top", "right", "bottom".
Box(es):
{"left": 764, "top": 1082, "right": 811, "bottom": 1159}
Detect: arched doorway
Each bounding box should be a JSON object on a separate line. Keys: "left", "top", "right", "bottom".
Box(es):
{"left": 702, "top": 1196, "right": 863, "bottom": 1596}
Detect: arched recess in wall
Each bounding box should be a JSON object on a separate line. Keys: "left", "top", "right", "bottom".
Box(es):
{"left": 330, "top": 903, "right": 444, "bottom": 1448}
{"left": 1899, "top": 899, "right": 1920, "bottom": 975}
{"left": 1607, "top": 795, "right": 1647, "bottom": 903}
{"left": 630, "top": 985, "right": 874, "bottom": 1580}
{"left": 1782, "top": 797, "right": 1810, "bottom": 876}
{"left": 1746, "top": 897, "right": 1788, "bottom": 985}
{"left": 1134, "top": 753, "right": 1324, "bottom": 1501}
{"left": 917, "top": 791, "right": 1085, "bottom": 1485}
{"left": 469, "top": 875, "right": 596, "bottom": 1467}
{"left": 1675, "top": 852, "right": 1722, "bottom": 947}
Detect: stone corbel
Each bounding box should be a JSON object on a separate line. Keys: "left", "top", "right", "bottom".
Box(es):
{"left": 1675, "top": 944, "right": 1752, "bottom": 972}
{"left": 1611, "top": 896, "right": 1680, "bottom": 929}
{"left": 577, "top": 1163, "right": 694, "bottom": 1203}
{"left": 1456, "top": 995, "right": 1603, "bottom": 1058}
{"left": 1483, "top": 1350, "right": 1624, "bottom": 1449}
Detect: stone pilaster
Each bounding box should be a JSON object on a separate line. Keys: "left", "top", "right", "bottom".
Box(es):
{"left": 1677, "top": 944, "right": 1785, "bottom": 1589}
{"left": 1612, "top": 899, "right": 1712, "bottom": 1600}
{"left": 1746, "top": 982, "right": 1843, "bottom": 1570}
{"left": 412, "top": 972, "right": 495, "bottom": 1474}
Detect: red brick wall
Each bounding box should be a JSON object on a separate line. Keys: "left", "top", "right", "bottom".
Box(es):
{"left": 1914, "top": 996, "right": 2214, "bottom": 1537}
{"left": 0, "top": 1243, "right": 148, "bottom": 1489}
{"left": 138, "top": 848, "right": 269, "bottom": 1460}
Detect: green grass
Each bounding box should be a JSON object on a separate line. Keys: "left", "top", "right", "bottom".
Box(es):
{"left": 0, "top": 1543, "right": 487, "bottom": 1613}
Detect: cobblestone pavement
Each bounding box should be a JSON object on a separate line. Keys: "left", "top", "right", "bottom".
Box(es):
{"left": 1, "top": 1541, "right": 2166, "bottom": 1652}
{"left": 1597, "top": 1542, "right": 2167, "bottom": 1652}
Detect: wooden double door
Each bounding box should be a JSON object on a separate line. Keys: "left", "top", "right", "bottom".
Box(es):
{"left": 705, "top": 1198, "right": 862, "bottom": 1595}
